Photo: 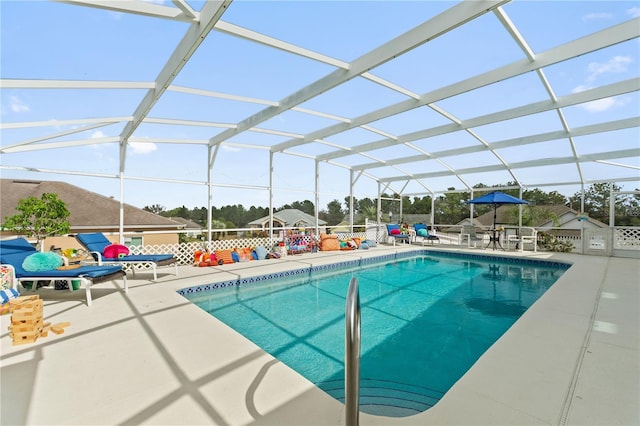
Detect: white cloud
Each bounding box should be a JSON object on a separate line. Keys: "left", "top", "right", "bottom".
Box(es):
{"left": 571, "top": 84, "right": 631, "bottom": 113}
{"left": 627, "top": 7, "right": 640, "bottom": 18}
{"left": 128, "top": 141, "right": 158, "bottom": 154}
{"left": 91, "top": 130, "right": 106, "bottom": 138}
{"left": 10, "top": 96, "right": 29, "bottom": 113}
{"left": 585, "top": 56, "right": 632, "bottom": 82}
{"left": 581, "top": 97, "right": 617, "bottom": 113}
{"left": 582, "top": 12, "right": 612, "bottom": 22}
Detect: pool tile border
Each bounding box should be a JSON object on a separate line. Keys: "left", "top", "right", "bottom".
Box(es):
{"left": 176, "top": 249, "right": 571, "bottom": 296}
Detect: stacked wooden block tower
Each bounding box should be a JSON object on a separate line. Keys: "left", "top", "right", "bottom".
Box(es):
{"left": 7, "top": 295, "right": 71, "bottom": 345}
{"left": 8, "top": 295, "right": 44, "bottom": 345}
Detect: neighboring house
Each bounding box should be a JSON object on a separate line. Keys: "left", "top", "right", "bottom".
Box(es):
{"left": 400, "top": 213, "right": 433, "bottom": 226}
{"left": 167, "top": 217, "right": 203, "bottom": 238}
{"left": 248, "top": 208, "right": 327, "bottom": 230}
{"left": 461, "top": 204, "right": 607, "bottom": 235}
{"left": 1, "top": 179, "right": 184, "bottom": 249}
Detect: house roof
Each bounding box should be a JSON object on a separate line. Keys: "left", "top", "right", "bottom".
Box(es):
{"left": 401, "top": 214, "right": 433, "bottom": 225}
{"left": 248, "top": 209, "right": 327, "bottom": 227}
{"left": 167, "top": 217, "right": 202, "bottom": 230}
{"left": 1, "top": 179, "right": 182, "bottom": 232}
{"left": 473, "top": 204, "right": 608, "bottom": 228}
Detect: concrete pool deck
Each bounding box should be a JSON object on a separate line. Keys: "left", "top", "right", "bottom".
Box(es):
{"left": 1, "top": 245, "right": 638, "bottom": 425}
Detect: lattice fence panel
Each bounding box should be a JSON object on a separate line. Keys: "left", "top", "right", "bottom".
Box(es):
{"left": 128, "top": 238, "right": 276, "bottom": 267}
{"left": 614, "top": 227, "right": 640, "bottom": 250}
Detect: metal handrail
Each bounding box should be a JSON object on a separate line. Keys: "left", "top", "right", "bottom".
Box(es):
{"left": 345, "top": 277, "right": 361, "bottom": 426}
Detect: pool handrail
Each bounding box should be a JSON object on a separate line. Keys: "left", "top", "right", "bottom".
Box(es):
{"left": 345, "top": 277, "right": 361, "bottom": 426}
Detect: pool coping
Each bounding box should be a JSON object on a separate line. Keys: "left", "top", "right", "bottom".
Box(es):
{"left": 0, "top": 246, "right": 637, "bottom": 425}
{"left": 176, "top": 248, "right": 572, "bottom": 296}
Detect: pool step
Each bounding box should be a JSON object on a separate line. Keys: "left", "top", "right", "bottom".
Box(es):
{"left": 318, "top": 378, "right": 444, "bottom": 417}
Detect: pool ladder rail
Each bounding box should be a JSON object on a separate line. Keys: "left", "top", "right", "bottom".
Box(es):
{"left": 345, "top": 277, "right": 361, "bottom": 426}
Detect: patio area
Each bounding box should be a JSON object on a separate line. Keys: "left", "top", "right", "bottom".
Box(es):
{"left": 1, "top": 245, "right": 638, "bottom": 426}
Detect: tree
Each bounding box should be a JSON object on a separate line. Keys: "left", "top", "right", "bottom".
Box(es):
{"left": 322, "top": 199, "right": 345, "bottom": 225}
{"left": 143, "top": 204, "right": 165, "bottom": 214}
{"left": 163, "top": 205, "right": 191, "bottom": 220}
{"left": 434, "top": 190, "right": 469, "bottom": 224}
{"left": 571, "top": 183, "right": 640, "bottom": 226}
{"left": 2, "top": 193, "right": 71, "bottom": 250}
{"left": 522, "top": 188, "right": 567, "bottom": 206}
{"left": 289, "top": 200, "right": 315, "bottom": 215}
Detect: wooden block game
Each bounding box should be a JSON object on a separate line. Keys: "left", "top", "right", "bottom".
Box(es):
{"left": 7, "top": 295, "right": 70, "bottom": 345}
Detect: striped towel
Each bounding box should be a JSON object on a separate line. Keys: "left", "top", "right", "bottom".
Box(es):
{"left": 1, "top": 288, "right": 20, "bottom": 304}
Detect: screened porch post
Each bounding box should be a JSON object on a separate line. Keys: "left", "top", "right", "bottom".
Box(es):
{"left": 207, "top": 144, "right": 218, "bottom": 249}
{"left": 349, "top": 169, "right": 354, "bottom": 234}
{"left": 119, "top": 170, "right": 125, "bottom": 245}
{"left": 518, "top": 188, "right": 524, "bottom": 228}
{"left": 315, "top": 160, "right": 320, "bottom": 236}
{"left": 269, "top": 151, "right": 275, "bottom": 248}
{"left": 118, "top": 138, "right": 125, "bottom": 245}
{"left": 609, "top": 182, "right": 615, "bottom": 227}
{"left": 377, "top": 181, "right": 382, "bottom": 223}
{"left": 431, "top": 194, "right": 436, "bottom": 227}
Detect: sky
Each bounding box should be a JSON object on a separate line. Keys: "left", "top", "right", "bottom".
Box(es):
{"left": 1, "top": 0, "right": 639, "bottom": 211}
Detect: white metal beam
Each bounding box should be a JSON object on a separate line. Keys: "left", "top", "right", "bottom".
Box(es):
{"left": 55, "top": 0, "right": 198, "bottom": 22}
{"left": 118, "top": 0, "right": 232, "bottom": 171}
{"left": 379, "top": 148, "right": 640, "bottom": 183}
{"left": 208, "top": 0, "right": 508, "bottom": 148}
{"left": 284, "top": 18, "right": 639, "bottom": 155}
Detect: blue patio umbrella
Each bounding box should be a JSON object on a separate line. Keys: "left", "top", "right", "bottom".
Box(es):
{"left": 466, "top": 191, "right": 529, "bottom": 229}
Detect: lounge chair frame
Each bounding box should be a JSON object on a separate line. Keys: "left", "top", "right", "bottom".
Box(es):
{"left": 386, "top": 224, "right": 411, "bottom": 246}
{"left": 75, "top": 233, "right": 178, "bottom": 281}
{"left": 1, "top": 238, "right": 127, "bottom": 306}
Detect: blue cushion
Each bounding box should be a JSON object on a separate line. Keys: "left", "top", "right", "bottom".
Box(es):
{"left": 363, "top": 239, "right": 377, "bottom": 247}
{"left": 417, "top": 228, "right": 428, "bottom": 237}
{"left": 360, "top": 242, "right": 369, "bottom": 250}
{"left": 0, "top": 238, "right": 123, "bottom": 279}
{"left": 76, "top": 233, "right": 111, "bottom": 253}
{"left": 255, "top": 246, "right": 268, "bottom": 260}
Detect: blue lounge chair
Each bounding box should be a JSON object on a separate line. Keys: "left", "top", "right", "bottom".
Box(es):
{"left": 75, "top": 233, "right": 178, "bottom": 281}
{"left": 386, "top": 224, "right": 411, "bottom": 246}
{"left": 413, "top": 223, "right": 440, "bottom": 245}
{"left": 0, "top": 237, "right": 127, "bottom": 306}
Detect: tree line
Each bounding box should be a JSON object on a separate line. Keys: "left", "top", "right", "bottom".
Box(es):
{"left": 143, "top": 182, "right": 640, "bottom": 228}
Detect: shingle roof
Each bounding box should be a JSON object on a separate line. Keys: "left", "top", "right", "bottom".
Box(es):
{"left": 473, "top": 204, "right": 607, "bottom": 228}
{"left": 248, "top": 209, "right": 327, "bottom": 227}
{"left": 167, "top": 217, "right": 202, "bottom": 230}
{"left": 1, "top": 179, "right": 181, "bottom": 232}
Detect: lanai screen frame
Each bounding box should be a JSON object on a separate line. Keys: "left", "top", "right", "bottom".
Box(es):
{"left": 1, "top": 0, "right": 639, "bottom": 244}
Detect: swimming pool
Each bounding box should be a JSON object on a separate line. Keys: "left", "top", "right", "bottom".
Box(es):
{"left": 179, "top": 251, "right": 570, "bottom": 417}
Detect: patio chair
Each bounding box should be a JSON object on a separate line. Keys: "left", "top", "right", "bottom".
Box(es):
{"left": 75, "top": 232, "right": 178, "bottom": 281}
{"left": 0, "top": 237, "right": 127, "bottom": 306}
{"left": 506, "top": 228, "right": 538, "bottom": 252}
{"left": 413, "top": 223, "right": 440, "bottom": 245}
{"left": 460, "top": 225, "right": 485, "bottom": 248}
{"left": 386, "top": 224, "right": 411, "bottom": 246}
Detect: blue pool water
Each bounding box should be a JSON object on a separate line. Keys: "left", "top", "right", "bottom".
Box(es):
{"left": 181, "top": 252, "right": 569, "bottom": 417}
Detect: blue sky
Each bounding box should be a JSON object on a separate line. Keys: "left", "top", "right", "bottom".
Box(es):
{"left": 1, "top": 0, "right": 639, "bottom": 211}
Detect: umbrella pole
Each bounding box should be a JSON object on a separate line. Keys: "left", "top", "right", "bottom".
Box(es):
{"left": 493, "top": 205, "right": 497, "bottom": 229}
